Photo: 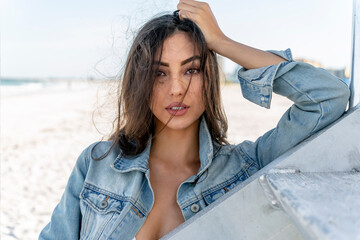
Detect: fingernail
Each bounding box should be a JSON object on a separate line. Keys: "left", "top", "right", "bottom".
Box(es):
{"left": 173, "top": 10, "right": 180, "bottom": 18}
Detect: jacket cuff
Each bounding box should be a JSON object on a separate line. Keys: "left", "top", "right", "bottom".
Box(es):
{"left": 237, "top": 48, "right": 296, "bottom": 109}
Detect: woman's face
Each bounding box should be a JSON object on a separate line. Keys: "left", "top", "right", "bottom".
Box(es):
{"left": 150, "top": 31, "right": 205, "bottom": 131}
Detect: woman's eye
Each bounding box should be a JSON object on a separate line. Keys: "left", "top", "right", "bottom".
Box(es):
{"left": 186, "top": 68, "right": 200, "bottom": 75}
{"left": 156, "top": 71, "right": 166, "bottom": 77}
{"left": 155, "top": 71, "right": 166, "bottom": 84}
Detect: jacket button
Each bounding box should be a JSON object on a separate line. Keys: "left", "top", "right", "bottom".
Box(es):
{"left": 190, "top": 203, "right": 200, "bottom": 213}
{"left": 99, "top": 200, "right": 108, "bottom": 209}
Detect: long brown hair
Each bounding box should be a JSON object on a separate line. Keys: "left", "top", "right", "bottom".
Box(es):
{"left": 92, "top": 12, "right": 228, "bottom": 160}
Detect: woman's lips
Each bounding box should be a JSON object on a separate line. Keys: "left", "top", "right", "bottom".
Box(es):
{"left": 166, "top": 102, "right": 189, "bottom": 109}
{"left": 166, "top": 107, "right": 189, "bottom": 116}
{"left": 165, "top": 102, "right": 190, "bottom": 116}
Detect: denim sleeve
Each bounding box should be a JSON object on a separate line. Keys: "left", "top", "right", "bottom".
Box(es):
{"left": 236, "top": 48, "right": 350, "bottom": 169}
{"left": 38, "top": 144, "right": 92, "bottom": 240}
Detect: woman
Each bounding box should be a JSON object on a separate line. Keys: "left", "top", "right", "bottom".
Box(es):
{"left": 39, "top": 0, "right": 350, "bottom": 239}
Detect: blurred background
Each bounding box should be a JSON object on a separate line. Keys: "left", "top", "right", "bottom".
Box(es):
{"left": 0, "top": 0, "right": 353, "bottom": 239}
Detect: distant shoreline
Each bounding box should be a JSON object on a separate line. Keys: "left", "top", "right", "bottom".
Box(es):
{"left": 0, "top": 77, "right": 89, "bottom": 85}
{"left": 0, "top": 79, "right": 104, "bottom": 98}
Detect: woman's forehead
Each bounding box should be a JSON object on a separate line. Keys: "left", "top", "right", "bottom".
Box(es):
{"left": 155, "top": 32, "right": 200, "bottom": 63}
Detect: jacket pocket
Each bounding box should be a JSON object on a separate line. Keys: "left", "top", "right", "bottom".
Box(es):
{"left": 79, "top": 184, "right": 124, "bottom": 240}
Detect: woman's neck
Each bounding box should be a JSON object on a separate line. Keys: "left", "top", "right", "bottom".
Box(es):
{"left": 150, "top": 119, "right": 200, "bottom": 170}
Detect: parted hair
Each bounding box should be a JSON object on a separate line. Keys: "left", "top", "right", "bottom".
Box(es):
{"left": 92, "top": 11, "right": 228, "bottom": 160}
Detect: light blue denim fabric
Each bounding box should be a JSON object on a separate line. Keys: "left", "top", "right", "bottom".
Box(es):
{"left": 39, "top": 49, "right": 350, "bottom": 240}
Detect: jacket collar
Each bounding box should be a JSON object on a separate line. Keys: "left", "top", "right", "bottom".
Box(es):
{"left": 111, "top": 115, "right": 214, "bottom": 179}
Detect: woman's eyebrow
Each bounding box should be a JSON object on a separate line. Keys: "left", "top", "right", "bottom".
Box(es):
{"left": 180, "top": 55, "right": 201, "bottom": 66}
{"left": 156, "top": 56, "right": 201, "bottom": 67}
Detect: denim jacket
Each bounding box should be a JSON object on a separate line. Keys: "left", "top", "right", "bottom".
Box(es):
{"left": 39, "top": 49, "right": 350, "bottom": 240}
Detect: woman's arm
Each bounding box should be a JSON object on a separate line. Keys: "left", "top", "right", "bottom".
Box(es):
{"left": 38, "top": 144, "right": 92, "bottom": 239}
{"left": 177, "top": 0, "right": 287, "bottom": 69}
{"left": 178, "top": 0, "right": 350, "bottom": 169}
{"left": 236, "top": 51, "right": 350, "bottom": 168}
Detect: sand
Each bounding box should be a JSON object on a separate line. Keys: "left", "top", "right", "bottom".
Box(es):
{"left": 0, "top": 81, "right": 292, "bottom": 240}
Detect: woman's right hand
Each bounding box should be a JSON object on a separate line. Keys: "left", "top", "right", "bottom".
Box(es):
{"left": 177, "top": 0, "right": 227, "bottom": 53}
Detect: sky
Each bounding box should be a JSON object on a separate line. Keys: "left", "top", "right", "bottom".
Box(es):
{"left": 0, "top": 0, "right": 354, "bottom": 79}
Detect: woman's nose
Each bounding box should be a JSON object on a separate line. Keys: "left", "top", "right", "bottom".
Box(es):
{"left": 169, "top": 77, "right": 185, "bottom": 97}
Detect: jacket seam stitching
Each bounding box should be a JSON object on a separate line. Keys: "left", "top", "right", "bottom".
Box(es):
{"left": 83, "top": 183, "right": 130, "bottom": 202}
{"left": 235, "top": 145, "right": 258, "bottom": 168}
{"left": 280, "top": 75, "right": 318, "bottom": 103}
{"left": 80, "top": 204, "right": 90, "bottom": 238}
{"left": 198, "top": 166, "right": 249, "bottom": 202}
{"left": 107, "top": 207, "right": 132, "bottom": 238}
{"left": 85, "top": 145, "right": 91, "bottom": 171}
{"left": 132, "top": 178, "right": 149, "bottom": 215}
{"left": 200, "top": 163, "right": 253, "bottom": 205}
{"left": 235, "top": 144, "right": 260, "bottom": 170}
{"left": 94, "top": 212, "right": 115, "bottom": 240}
{"left": 311, "top": 101, "right": 324, "bottom": 134}
{"left": 280, "top": 75, "right": 323, "bottom": 134}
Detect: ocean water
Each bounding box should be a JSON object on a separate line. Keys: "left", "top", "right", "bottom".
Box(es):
{"left": 0, "top": 78, "right": 76, "bottom": 97}
{"left": 1, "top": 78, "right": 58, "bottom": 87}
{"left": 2, "top": 78, "right": 39, "bottom": 85}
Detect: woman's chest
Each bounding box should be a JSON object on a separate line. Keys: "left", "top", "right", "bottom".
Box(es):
{"left": 134, "top": 185, "right": 185, "bottom": 239}
{"left": 134, "top": 166, "right": 194, "bottom": 239}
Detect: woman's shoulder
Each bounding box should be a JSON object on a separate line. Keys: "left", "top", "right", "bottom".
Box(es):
{"left": 212, "top": 141, "right": 237, "bottom": 157}
{"left": 77, "top": 140, "right": 124, "bottom": 181}
{"left": 81, "top": 140, "right": 121, "bottom": 164}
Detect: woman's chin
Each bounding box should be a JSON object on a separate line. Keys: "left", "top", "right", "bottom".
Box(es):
{"left": 155, "top": 117, "right": 200, "bottom": 132}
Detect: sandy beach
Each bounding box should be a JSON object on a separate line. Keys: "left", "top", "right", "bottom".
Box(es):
{"left": 0, "top": 81, "right": 292, "bottom": 240}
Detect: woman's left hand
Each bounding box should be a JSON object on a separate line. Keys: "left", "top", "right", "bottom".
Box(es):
{"left": 177, "top": 0, "right": 227, "bottom": 52}
{"left": 178, "top": 0, "right": 287, "bottom": 69}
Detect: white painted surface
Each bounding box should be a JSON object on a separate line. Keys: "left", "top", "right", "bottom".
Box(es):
{"left": 274, "top": 106, "right": 360, "bottom": 172}
{"left": 350, "top": 0, "right": 360, "bottom": 108}
{"left": 267, "top": 172, "right": 360, "bottom": 240}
